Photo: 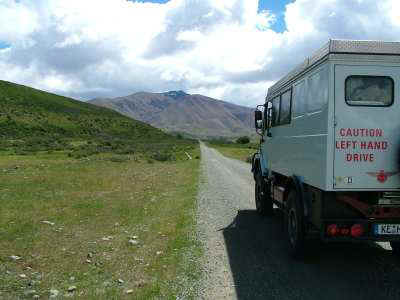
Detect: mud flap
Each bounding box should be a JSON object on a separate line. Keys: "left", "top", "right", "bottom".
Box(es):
{"left": 292, "top": 175, "right": 312, "bottom": 223}
{"left": 251, "top": 153, "right": 260, "bottom": 180}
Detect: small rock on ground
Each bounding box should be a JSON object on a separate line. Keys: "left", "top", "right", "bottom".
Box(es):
{"left": 50, "top": 289, "right": 60, "bottom": 298}
{"left": 41, "top": 220, "right": 55, "bottom": 226}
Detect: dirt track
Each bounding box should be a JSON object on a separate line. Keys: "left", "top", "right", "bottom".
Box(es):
{"left": 197, "top": 142, "right": 400, "bottom": 300}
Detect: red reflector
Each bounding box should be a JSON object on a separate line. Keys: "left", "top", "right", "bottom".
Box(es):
{"left": 351, "top": 224, "right": 364, "bottom": 237}
{"left": 340, "top": 228, "right": 350, "bottom": 235}
{"left": 327, "top": 224, "right": 338, "bottom": 236}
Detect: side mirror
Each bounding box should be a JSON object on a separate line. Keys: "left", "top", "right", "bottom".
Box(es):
{"left": 254, "top": 110, "right": 262, "bottom": 129}
{"left": 266, "top": 102, "right": 273, "bottom": 137}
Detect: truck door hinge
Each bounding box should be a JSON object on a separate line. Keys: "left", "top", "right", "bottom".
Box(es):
{"left": 334, "top": 116, "right": 337, "bottom": 127}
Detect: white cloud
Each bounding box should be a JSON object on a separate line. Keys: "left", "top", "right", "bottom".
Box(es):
{"left": 0, "top": 0, "right": 39, "bottom": 42}
{"left": 1, "top": 0, "right": 400, "bottom": 107}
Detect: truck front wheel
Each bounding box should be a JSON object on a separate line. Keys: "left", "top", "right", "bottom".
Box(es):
{"left": 285, "top": 190, "right": 306, "bottom": 258}
{"left": 255, "top": 174, "right": 273, "bottom": 216}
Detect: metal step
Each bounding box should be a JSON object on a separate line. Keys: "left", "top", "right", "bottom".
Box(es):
{"left": 380, "top": 192, "right": 400, "bottom": 206}
{"left": 382, "top": 191, "right": 400, "bottom": 199}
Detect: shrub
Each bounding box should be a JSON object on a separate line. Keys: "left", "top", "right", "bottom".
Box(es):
{"left": 151, "top": 151, "right": 173, "bottom": 162}
{"left": 236, "top": 136, "right": 250, "bottom": 144}
{"left": 108, "top": 156, "right": 130, "bottom": 163}
{"left": 14, "top": 149, "right": 29, "bottom": 156}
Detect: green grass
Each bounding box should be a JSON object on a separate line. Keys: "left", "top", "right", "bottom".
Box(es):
{"left": 0, "top": 80, "right": 202, "bottom": 299}
{"left": 206, "top": 140, "right": 259, "bottom": 163}
{"left": 0, "top": 149, "right": 201, "bottom": 299}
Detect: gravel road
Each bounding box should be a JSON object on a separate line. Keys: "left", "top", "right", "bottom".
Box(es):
{"left": 197, "top": 142, "right": 400, "bottom": 300}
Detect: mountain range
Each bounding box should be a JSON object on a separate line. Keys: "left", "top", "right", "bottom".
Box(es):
{"left": 89, "top": 91, "right": 254, "bottom": 139}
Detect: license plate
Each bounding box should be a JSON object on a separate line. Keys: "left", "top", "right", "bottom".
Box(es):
{"left": 374, "top": 224, "right": 400, "bottom": 235}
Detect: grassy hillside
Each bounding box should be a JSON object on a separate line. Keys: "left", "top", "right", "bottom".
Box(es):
{"left": 0, "top": 80, "right": 196, "bottom": 159}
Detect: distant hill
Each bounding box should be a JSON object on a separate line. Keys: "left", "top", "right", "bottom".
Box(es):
{"left": 0, "top": 80, "right": 195, "bottom": 157}
{"left": 89, "top": 91, "right": 254, "bottom": 139}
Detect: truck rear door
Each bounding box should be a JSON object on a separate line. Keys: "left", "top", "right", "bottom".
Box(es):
{"left": 334, "top": 64, "right": 400, "bottom": 190}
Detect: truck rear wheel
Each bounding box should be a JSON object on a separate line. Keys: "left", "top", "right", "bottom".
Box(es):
{"left": 390, "top": 241, "right": 400, "bottom": 255}
{"left": 285, "top": 190, "right": 306, "bottom": 258}
{"left": 255, "top": 174, "right": 273, "bottom": 216}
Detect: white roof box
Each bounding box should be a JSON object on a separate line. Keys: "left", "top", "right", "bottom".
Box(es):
{"left": 328, "top": 39, "right": 400, "bottom": 55}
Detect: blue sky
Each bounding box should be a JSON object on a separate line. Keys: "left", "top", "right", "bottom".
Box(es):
{"left": 136, "top": 0, "right": 293, "bottom": 32}
{"left": 0, "top": 41, "right": 10, "bottom": 49}
{"left": 258, "top": 0, "right": 293, "bottom": 32}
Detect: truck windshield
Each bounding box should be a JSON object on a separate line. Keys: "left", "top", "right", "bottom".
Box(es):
{"left": 345, "top": 76, "right": 393, "bottom": 106}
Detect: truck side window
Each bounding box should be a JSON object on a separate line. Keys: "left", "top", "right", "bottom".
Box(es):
{"left": 272, "top": 96, "right": 280, "bottom": 127}
{"left": 308, "top": 66, "right": 329, "bottom": 112}
{"left": 345, "top": 76, "right": 394, "bottom": 106}
{"left": 293, "top": 80, "right": 306, "bottom": 117}
{"left": 280, "top": 89, "right": 292, "bottom": 125}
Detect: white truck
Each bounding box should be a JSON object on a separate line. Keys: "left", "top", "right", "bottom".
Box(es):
{"left": 252, "top": 39, "right": 400, "bottom": 257}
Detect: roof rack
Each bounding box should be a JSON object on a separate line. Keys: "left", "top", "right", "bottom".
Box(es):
{"left": 267, "top": 39, "right": 400, "bottom": 97}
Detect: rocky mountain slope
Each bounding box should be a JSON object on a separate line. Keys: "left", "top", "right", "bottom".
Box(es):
{"left": 89, "top": 91, "right": 254, "bottom": 139}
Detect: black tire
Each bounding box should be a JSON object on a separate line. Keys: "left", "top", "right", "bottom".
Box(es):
{"left": 255, "top": 173, "right": 273, "bottom": 216}
{"left": 390, "top": 241, "right": 400, "bottom": 255}
{"left": 285, "top": 189, "right": 306, "bottom": 258}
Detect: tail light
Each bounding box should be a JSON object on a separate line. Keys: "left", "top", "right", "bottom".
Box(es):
{"left": 351, "top": 224, "right": 364, "bottom": 237}
{"left": 340, "top": 228, "right": 350, "bottom": 235}
{"left": 326, "top": 224, "right": 364, "bottom": 237}
{"left": 327, "top": 224, "right": 338, "bottom": 236}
